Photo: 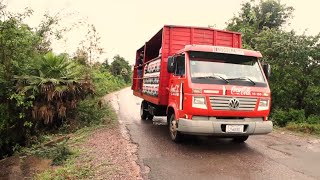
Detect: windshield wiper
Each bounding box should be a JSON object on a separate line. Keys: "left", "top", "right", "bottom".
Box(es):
{"left": 195, "top": 75, "right": 229, "bottom": 84}
{"left": 227, "top": 77, "right": 256, "bottom": 85}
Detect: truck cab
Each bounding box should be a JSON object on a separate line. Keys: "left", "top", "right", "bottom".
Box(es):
{"left": 166, "top": 45, "right": 272, "bottom": 142}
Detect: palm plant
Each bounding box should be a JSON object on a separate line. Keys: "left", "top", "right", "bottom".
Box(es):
{"left": 15, "top": 52, "right": 94, "bottom": 124}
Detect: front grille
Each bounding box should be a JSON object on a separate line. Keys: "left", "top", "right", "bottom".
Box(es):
{"left": 209, "top": 96, "right": 257, "bottom": 111}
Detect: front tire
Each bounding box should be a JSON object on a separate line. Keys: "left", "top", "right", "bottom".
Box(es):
{"left": 169, "top": 114, "right": 183, "bottom": 142}
{"left": 232, "top": 136, "right": 249, "bottom": 143}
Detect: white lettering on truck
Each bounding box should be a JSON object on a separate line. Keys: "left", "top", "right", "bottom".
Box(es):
{"left": 170, "top": 84, "right": 180, "bottom": 96}
{"left": 231, "top": 86, "right": 251, "bottom": 96}
{"left": 212, "top": 47, "right": 245, "bottom": 55}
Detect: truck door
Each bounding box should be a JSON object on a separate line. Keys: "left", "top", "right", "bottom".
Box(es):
{"left": 169, "top": 54, "right": 185, "bottom": 115}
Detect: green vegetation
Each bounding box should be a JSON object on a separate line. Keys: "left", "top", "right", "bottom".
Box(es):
{"left": 0, "top": 3, "right": 131, "bottom": 159}
{"left": 31, "top": 102, "right": 118, "bottom": 179}
{"left": 226, "top": 0, "right": 320, "bottom": 133}
{"left": 286, "top": 122, "right": 320, "bottom": 135}
{"left": 30, "top": 140, "right": 72, "bottom": 166}
{"left": 34, "top": 147, "right": 94, "bottom": 180}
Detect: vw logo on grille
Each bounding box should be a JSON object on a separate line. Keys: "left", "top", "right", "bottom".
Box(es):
{"left": 229, "top": 98, "right": 240, "bottom": 110}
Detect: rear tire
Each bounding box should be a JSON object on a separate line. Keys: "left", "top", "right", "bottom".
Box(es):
{"left": 232, "top": 136, "right": 249, "bottom": 143}
{"left": 169, "top": 114, "right": 183, "bottom": 143}
{"left": 140, "top": 101, "right": 149, "bottom": 120}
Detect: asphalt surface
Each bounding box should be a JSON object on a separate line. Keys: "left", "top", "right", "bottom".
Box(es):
{"left": 111, "top": 88, "right": 320, "bottom": 180}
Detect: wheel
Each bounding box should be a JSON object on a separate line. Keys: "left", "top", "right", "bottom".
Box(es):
{"left": 169, "top": 114, "right": 183, "bottom": 142}
{"left": 232, "top": 136, "right": 249, "bottom": 143}
{"left": 140, "top": 101, "right": 149, "bottom": 120}
{"left": 147, "top": 115, "right": 154, "bottom": 120}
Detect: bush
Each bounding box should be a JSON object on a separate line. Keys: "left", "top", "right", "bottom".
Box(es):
{"left": 31, "top": 140, "right": 72, "bottom": 165}
{"left": 91, "top": 69, "right": 126, "bottom": 96}
{"left": 14, "top": 52, "right": 95, "bottom": 125}
{"left": 80, "top": 68, "right": 126, "bottom": 126}
{"left": 0, "top": 104, "right": 9, "bottom": 148}
{"left": 76, "top": 98, "right": 116, "bottom": 127}
{"left": 306, "top": 115, "right": 320, "bottom": 124}
{"left": 271, "top": 108, "right": 306, "bottom": 127}
{"left": 0, "top": 2, "right": 131, "bottom": 159}
{"left": 286, "top": 122, "right": 320, "bottom": 135}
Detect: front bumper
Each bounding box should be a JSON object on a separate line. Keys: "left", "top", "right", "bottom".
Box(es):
{"left": 177, "top": 117, "right": 273, "bottom": 136}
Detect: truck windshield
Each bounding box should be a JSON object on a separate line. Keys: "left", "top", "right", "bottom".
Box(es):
{"left": 189, "top": 51, "right": 267, "bottom": 87}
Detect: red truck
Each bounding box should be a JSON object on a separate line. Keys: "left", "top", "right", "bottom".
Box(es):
{"left": 132, "top": 25, "right": 272, "bottom": 142}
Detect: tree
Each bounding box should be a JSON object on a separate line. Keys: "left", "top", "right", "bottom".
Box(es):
{"left": 226, "top": 0, "right": 294, "bottom": 48}
{"left": 0, "top": 3, "right": 91, "bottom": 157}
{"left": 110, "top": 55, "right": 131, "bottom": 83}
{"left": 101, "top": 58, "right": 110, "bottom": 71}
{"left": 0, "top": 4, "right": 63, "bottom": 157}
{"left": 78, "top": 24, "right": 104, "bottom": 65}
{"left": 73, "top": 48, "right": 89, "bottom": 65}
{"left": 255, "top": 29, "right": 320, "bottom": 116}
{"left": 225, "top": 0, "right": 320, "bottom": 120}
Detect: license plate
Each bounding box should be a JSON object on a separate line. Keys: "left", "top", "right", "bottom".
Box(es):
{"left": 226, "top": 125, "right": 244, "bottom": 133}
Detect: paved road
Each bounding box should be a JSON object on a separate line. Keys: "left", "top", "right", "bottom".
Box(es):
{"left": 111, "top": 88, "right": 320, "bottom": 180}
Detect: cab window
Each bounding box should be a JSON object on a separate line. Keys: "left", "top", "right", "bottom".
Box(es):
{"left": 174, "top": 54, "right": 185, "bottom": 76}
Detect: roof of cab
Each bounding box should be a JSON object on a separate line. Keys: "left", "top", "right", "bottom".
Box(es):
{"left": 177, "top": 45, "right": 262, "bottom": 58}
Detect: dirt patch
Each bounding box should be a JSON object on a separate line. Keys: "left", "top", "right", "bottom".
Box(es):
{"left": 0, "top": 155, "right": 51, "bottom": 179}
{"left": 79, "top": 125, "right": 142, "bottom": 179}
{"left": 73, "top": 91, "right": 142, "bottom": 179}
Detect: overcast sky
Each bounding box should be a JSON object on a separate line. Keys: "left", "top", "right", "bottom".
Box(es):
{"left": 5, "top": 0, "right": 320, "bottom": 64}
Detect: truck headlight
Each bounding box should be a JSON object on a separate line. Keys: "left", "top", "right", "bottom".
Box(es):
{"left": 192, "top": 96, "right": 207, "bottom": 109}
{"left": 258, "top": 99, "right": 269, "bottom": 111}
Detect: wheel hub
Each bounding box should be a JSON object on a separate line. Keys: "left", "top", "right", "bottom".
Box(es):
{"left": 170, "top": 120, "right": 177, "bottom": 137}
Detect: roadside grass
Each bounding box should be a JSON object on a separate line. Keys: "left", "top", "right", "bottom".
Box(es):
{"left": 34, "top": 150, "right": 94, "bottom": 180}
{"left": 271, "top": 109, "right": 320, "bottom": 136}
{"left": 70, "top": 102, "right": 118, "bottom": 145}
{"left": 273, "top": 124, "right": 320, "bottom": 138}
{"left": 21, "top": 100, "right": 119, "bottom": 179}
{"left": 286, "top": 122, "right": 320, "bottom": 136}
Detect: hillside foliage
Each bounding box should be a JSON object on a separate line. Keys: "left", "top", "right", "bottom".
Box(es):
{"left": 0, "top": 4, "right": 131, "bottom": 158}
{"left": 226, "top": 0, "right": 320, "bottom": 130}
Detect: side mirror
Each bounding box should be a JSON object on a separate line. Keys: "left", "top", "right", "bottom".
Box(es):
{"left": 263, "top": 64, "right": 271, "bottom": 79}
{"left": 167, "top": 56, "right": 175, "bottom": 73}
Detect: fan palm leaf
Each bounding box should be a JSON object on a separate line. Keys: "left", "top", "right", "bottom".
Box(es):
{"left": 14, "top": 52, "right": 94, "bottom": 124}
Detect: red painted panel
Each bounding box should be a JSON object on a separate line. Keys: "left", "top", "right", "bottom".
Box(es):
{"left": 172, "top": 36, "right": 192, "bottom": 41}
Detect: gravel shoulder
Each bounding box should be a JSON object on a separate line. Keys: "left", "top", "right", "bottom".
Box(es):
{"left": 79, "top": 124, "right": 142, "bottom": 179}
{"left": 77, "top": 91, "right": 143, "bottom": 179}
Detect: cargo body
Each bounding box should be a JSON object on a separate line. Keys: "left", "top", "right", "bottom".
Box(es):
{"left": 132, "top": 25, "right": 272, "bottom": 142}
{"left": 132, "top": 25, "right": 242, "bottom": 105}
